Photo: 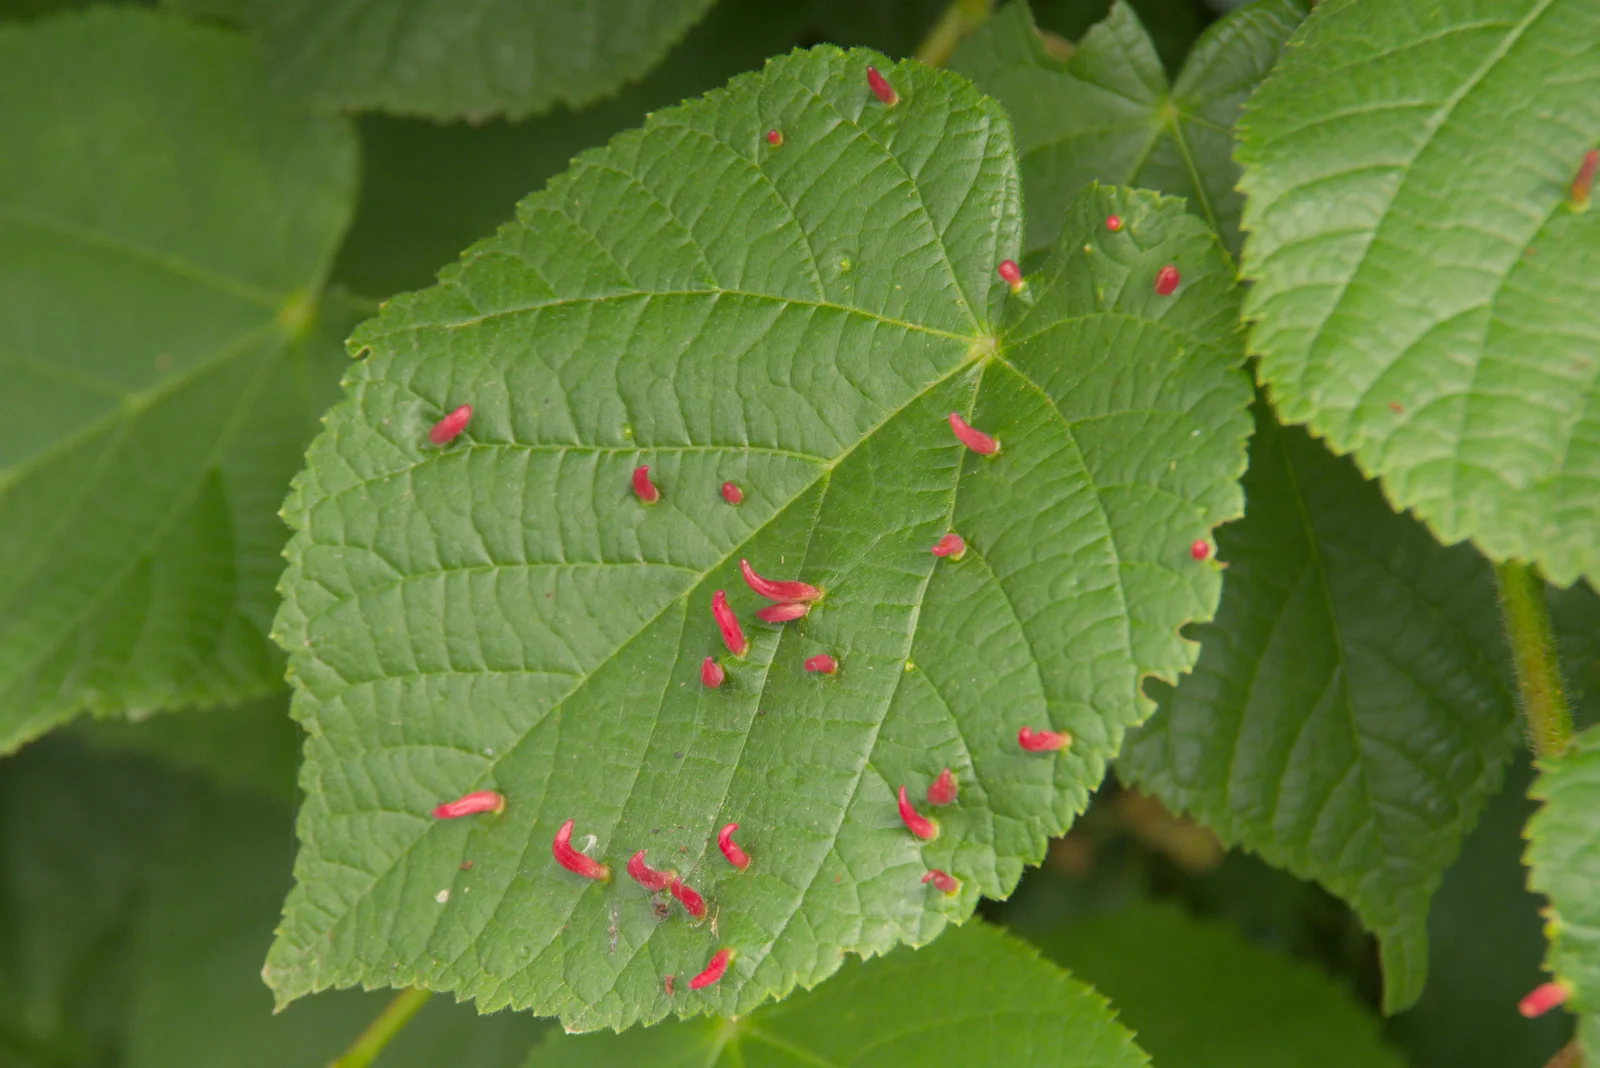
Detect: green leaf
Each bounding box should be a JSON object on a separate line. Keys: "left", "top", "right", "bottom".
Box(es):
{"left": 1235, "top": 0, "right": 1600, "bottom": 587}
{"left": 524, "top": 922, "right": 1147, "bottom": 1068}
{"left": 0, "top": 8, "right": 357, "bottom": 752}
{"left": 952, "top": 0, "right": 1307, "bottom": 258}
{"left": 1119, "top": 402, "right": 1520, "bottom": 1012}
{"left": 1034, "top": 903, "right": 1406, "bottom": 1068}
{"left": 269, "top": 50, "right": 1252, "bottom": 1030}
{"left": 167, "top": 0, "right": 719, "bottom": 122}
{"left": 0, "top": 736, "right": 545, "bottom": 1067}
{"left": 1527, "top": 725, "right": 1600, "bottom": 1062}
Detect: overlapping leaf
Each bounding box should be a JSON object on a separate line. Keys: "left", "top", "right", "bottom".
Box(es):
{"left": 1236, "top": 0, "right": 1600, "bottom": 586}
{"left": 268, "top": 50, "right": 1252, "bottom": 1029}
{"left": 0, "top": 9, "right": 356, "bottom": 752}
{"left": 524, "top": 922, "right": 1147, "bottom": 1067}
{"left": 168, "top": 0, "right": 718, "bottom": 121}
{"left": 953, "top": 0, "right": 1306, "bottom": 257}
{"left": 1120, "top": 404, "right": 1520, "bottom": 1011}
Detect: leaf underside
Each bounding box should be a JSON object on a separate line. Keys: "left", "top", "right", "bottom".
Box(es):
{"left": 1236, "top": 0, "right": 1600, "bottom": 587}
{"left": 0, "top": 8, "right": 355, "bottom": 752}
{"left": 1121, "top": 403, "right": 1519, "bottom": 1012}
{"left": 269, "top": 49, "right": 1251, "bottom": 1030}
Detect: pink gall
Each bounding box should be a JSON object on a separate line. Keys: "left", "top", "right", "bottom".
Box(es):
{"left": 428, "top": 404, "right": 472, "bottom": 445}
{"left": 632, "top": 465, "right": 660, "bottom": 504}
{"left": 757, "top": 602, "right": 809, "bottom": 624}
{"left": 711, "top": 590, "right": 749, "bottom": 657}
{"left": 1572, "top": 149, "right": 1598, "bottom": 210}
{"left": 766, "top": 129, "right": 783, "bottom": 147}
{"left": 552, "top": 819, "right": 610, "bottom": 881}
{"left": 700, "top": 656, "right": 725, "bottom": 689}
{"left": 669, "top": 876, "right": 706, "bottom": 920}
{"left": 689, "top": 948, "right": 732, "bottom": 990}
{"left": 1519, "top": 981, "right": 1569, "bottom": 1018}
{"left": 739, "top": 559, "right": 821, "bottom": 603}
{"left": 432, "top": 789, "right": 504, "bottom": 819}
{"left": 922, "top": 869, "right": 960, "bottom": 894}
{"left": 627, "top": 850, "right": 674, "bottom": 892}
{"left": 897, "top": 784, "right": 938, "bottom": 840}
{"left": 1018, "top": 726, "right": 1071, "bottom": 753}
{"left": 927, "top": 768, "right": 958, "bottom": 806}
{"left": 866, "top": 66, "right": 898, "bottom": 107}
{"left": 1105, "top": 215, "right": 1123, "bottom": 232}
{"left": 1191, "top": 539, "right": 1212, "bottom": 561}
{"left": 804, "top": 654, "right": 837, "bottom": 674}
{"left": 721, "top": 481, "right": 744, "bottom": 505}
{"left": 948, "top": 412, "right": 998, "bottom": 456}
{"left": 997, "top": 259, "right": 1024, "bottom": 293}
{"left": 930, "top": 533, "right": 965, "bottom": 559}
{"left": 1154, "top": 265, "right": 1180, "bottom": 296}
{"left": 717, "top": 823, "right": 751, "bottom": 871}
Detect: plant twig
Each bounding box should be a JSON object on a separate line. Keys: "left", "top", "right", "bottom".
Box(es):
{"left": 328, "top": 988, "right": 433, "bottom": 1068}
{"left": 913, "top": 0, "right": 994, "bottom": 69}
{"left": 1544, "top": 1038, "right": 1580, "bottom": 1068}
{"left": 1494, "top": 561, "right": 1573, "bottom": 760}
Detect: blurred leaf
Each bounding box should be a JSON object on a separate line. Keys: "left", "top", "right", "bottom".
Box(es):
{"left": 1035, "top": 903, "right": 1405, "bottom": 1068}
{"left": 1031, "top": 0, "right": 1212, "bottom": 73}
{"left": 524, "top": 922, "right": 1147, "bottom": 1068}
{"left": 0, "top": 8, "right": 357, "bottom": 751}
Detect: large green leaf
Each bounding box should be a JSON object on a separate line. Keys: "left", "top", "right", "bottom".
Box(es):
{"left": 953, "top": 0, "right": 1306, "bottom": 258}
{"left": 269, "top": 51, "right": 1252, "bottom": 1030}
{"left": 1236, "top": 0, "right": 1600, "bottom": 587}
{"left": 1527, "top": 725, "right": 1600, "bottom": 1062}
{"left": 1035, "top": 903, "right": 1406, "bottom": 1068}
{"left": 0, "top": 8, "right": 357, "bottom": 752}
{"left": 1120, "top": 403, "right": 1520, "bottom": 1012}
{"left": 168, "top": 0, "right": 718, "bottom": 122}
{"left": 524, "top": 922, "right": 1147, "bottom": 1067}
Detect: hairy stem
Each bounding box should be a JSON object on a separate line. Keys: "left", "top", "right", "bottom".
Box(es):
{"left": 328, "top": 988, "right": 432, "bottom": 1068}
{"left": 1494, "top": 561, "right": 1573, "bottom": 760}
{"left": 914, "top": 0, "right": 994, "bottom": 68}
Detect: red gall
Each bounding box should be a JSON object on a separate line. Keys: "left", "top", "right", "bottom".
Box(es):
{"left": 1105, "top": 215, "right": 1123, "bottom": 232}
{"left": 739, "top": 558, "right": 821, "bottom": 603}
{"left": 711, "top": 590, "right": 749, "bottom": 657}
{"left": 1518, "top": 980, "right": 1569, "bottom": 1018}
{"left": 689, "top": 948, "right": 732, "bottom": 990}
{"left": 1571, "top": 149, "right": 1598, "bottom": 210}
{"left": 996, "top": 259, "right": 1024, "bottom": 293}
{"left": 632, "top": 465, "right": 660, "bottom": 503}
{"left": 1154, "top": 265, "right": 1180, "bottom": 296}
{"left": 1190, "top": 539, "right": 1212, "bottom": 561}
{"left": 669, "top": 876, "right": 706, "bottom": 920}
{"left": 551, "top": 819, "right": 610, "bottom": 881}
{"left": 804, "top": 654, "right": 837, "bottom": 674}
{"left": 721, "top": 481, "right": 744, "bottom": 505}
{"left": 948, "top": 412, "right": 999, "bottom": 455}
{"left": 700, "top": 656, "right": 725, "bottom": 688}
{"left": 757, "top": 602, "right": 809, "bottom": 624}
{"left": 922, "top": 869, "right": 960, "bottom": 895}
{"left": 431, "top": 789, "right": 504, "bottom": 819}
{"left": 1018, "top": 726, "right": 1071, "bottom": 753}
{"left": 897, "top": 785, "right": 938, "bottom": 840}
{"left": 627, "top": 850, "right": 674, "bottom": 892}
{"left": 930, "top": 533, "right": 965, "bottom": 559}
{"left": 428, "top": 404, "right": 472, "bottom": 445}
{"left": 717, "top": 823, "right": 750, "bottom": 871}
{"left": 766, "top": 129, "right": 783, "bottom": 147}
{"left": 866, "top": 66, "right": 898, "bottom": 107}
{"left": 927, "top": 768, "right": 958, "bottom": 806}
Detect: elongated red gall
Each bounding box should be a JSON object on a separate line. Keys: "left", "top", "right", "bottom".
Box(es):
{"left": 897, "top": 785, "right": 938, "bottom": 840}
{"left": 866, "top": 66, "right": 898, "bottom": 107}
{"left": 766, "top": 129, "right": 783, "bottom": 147}
{"left": 721, "top": 481, "right": 744, "bottom": 505}
{"left": 757, "top": 602, "right": 809, "bottom": 623}
{"left": 669, "top": 876, "right": 706, "bottom": 920}
{"left": 927, "top": 768, "right": 958, "bottom": 806}
{"left": 740, "top": 559, "right": 821, "bottom": 603}
{"left": 627, "top": 850, "right": 674, "bottom": 892}
{"left": 930, "top": 533, "right": 965, "bottom": 559}
{"left": 1571, "top": 149, "right": 1598, "bottom": 210}
{"left": 1191, "top": 539, "right": 1211, "bottom": 561}
{"left": 1105, "top": 215, "right": 1123, "bottom": 232}
{"left": 997, "top": 259, "right": 1024, "bottom": 293}
{"left": 717, "top": 823, "right": 750, "bottom": 870}
{"left": 1154, "top": 265, "right": 1180, "bottom": 296}
{"left": 711, "top": 590, "right": 749, "bottom": 657}
{"left": 922, "top": 869, "right": 960, "bottom": 894}
{"left": 1518, "top": 980, "right": 1569, "bottom": 1018}
{"left": 689, "top": 948, "right": 731, "bottom": 990}
{"left": 428, "top": 404, "right": 472, "bottom": 445}
{"left": 1018, "top": 726, "right": 1071, "bottom": 752}
{"left": 552, "top": 819, "right": 610, "bottom": 881}
{"left": 432, "top": 789, "right": 504, "bottom": 819}
{"left": 804, "top": 654, "right": 837, "bottom": 674}
{"left": 632, "top": 465, "right": 660, "bottom": 504}
{"left": 948, "top": 412, "right": 998, "bottom": 455}
{"left": 700, "top": 656, "right": 725, "bottom": 688}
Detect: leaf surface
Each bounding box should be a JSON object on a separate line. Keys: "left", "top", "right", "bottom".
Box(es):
{"left": 0, "top": 8, "right": 356, "bottom": 751}
{"left": 1236, "top": 0, "right": 1600, "bottom": 586}
{"left": 1119, "top": 403, "right": 1520, "bottom": 1011}
{"left": 168, "top": 0, "right": 718, "bottom": 121}
{"left": 269, "top": 51, "right": 1252, "bottom": 1029}
{"left": 524, "top": 922, "right": 1147, "bottom": 1068}
{"left": 953, "top": 0, "right": 1306, "bottom": 257}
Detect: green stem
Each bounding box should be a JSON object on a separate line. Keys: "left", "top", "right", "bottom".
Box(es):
{"left": 1494, "top": 561, "right": 1573, "bottom": 760}
{"left": 913, "top": 0, "right": 994, "bottom": 68}
{"left": 327, "top": 988, "right": 432, "bottom": 1068}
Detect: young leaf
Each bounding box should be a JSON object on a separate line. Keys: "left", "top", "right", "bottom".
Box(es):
{"left": 1119, "top": 403, "right": 1520, "bottom": 1012}
{"left": 0, "top": 8, "right": 357, "bottom": 752}
{"left": 524, "top": 922, "right": 1148, "bottom": 1068}
{"left": 952, "top": 0, "right": 1307, "bottom": 257}
{"left": 1236, "top": 0, "right": 1600, "bottom": 587}
{"left": 167, "top": 0, "right": 718, "bottom": 122}
{"left": 1527, "top": 725, "right": 1600, "bottom": 1063}
{"left": 269, "top": 50, "right": 1252, "bottom": 1029}
{"left": 1035, "top": 903, "right": 1407, "bottom": 1068}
